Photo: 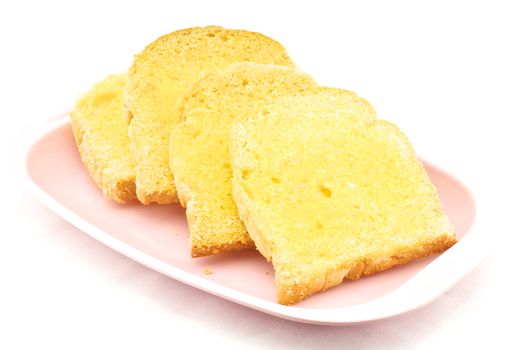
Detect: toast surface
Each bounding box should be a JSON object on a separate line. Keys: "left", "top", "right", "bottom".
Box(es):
{"left": 170, "top": 63, "right": 316, "bottom": 256}
{"left": 126, "top": 26, "right": 295, "bottom": 204}
{"left": 170, "top": 64, "right": 376, "bottom": 257}
{"left": 231, "top": 101, "right": 457, "bottom": 305}
{"left": 70, "top": 74, "right": 136, "bottom": 203}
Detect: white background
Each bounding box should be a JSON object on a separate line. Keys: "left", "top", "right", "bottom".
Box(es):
{"left": 1, "top": 1, "right": 524, "bottom": 349}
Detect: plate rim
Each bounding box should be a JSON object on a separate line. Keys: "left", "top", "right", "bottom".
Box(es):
{"left": 18, "top": 116, "right": 494, "bottom": 325}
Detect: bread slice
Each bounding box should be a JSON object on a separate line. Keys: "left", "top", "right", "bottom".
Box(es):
{"left": 126, "top": 26, "right": 296, "bottom": 204}
{"left": 170, "top": 63, "right": 376, "bottom": 257}
{"left": 231, "top": 101, "right": 457, "bottom": 305}
{"left": 70, "top": 74, "right": 136, "bottom": 203}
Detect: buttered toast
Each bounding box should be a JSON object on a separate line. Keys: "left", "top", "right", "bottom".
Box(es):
{"left": 70, "top": 74, "right": 136, "bottom": 203}
{"left": 126, "top": 26, "right": 296, "bottom": 204}
{"left": 231, "top": 98, "right": 457, "bottom": 305}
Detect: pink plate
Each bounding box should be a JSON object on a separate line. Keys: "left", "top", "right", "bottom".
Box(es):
{"left": 21, "top": 117, "right": 490, "bottom": 325}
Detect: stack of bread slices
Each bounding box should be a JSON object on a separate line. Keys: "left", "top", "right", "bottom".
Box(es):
{"left": 70, "top": 26, "right": 456, "bottom": 305}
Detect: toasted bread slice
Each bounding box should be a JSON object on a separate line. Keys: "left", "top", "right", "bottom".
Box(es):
{"left": 170, "top": 63, "right": 376, "bottom": 257}
{"left": 231, "top": 101, "right": 457, "bottom": 305}
{"left": 126, "top": 26, "right": 296, "bottom": 204}
{"left": 170, "top": 63, "right": 316, "bottom": 256}
{"left": 70, "top": 74, "right": 136, "bottom": 203}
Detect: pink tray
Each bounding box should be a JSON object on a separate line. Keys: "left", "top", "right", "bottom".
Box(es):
{"left": 21, "top": 117, "right": 489, "bottom": 325}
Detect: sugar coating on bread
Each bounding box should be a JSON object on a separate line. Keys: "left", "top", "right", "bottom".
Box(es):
{"left": 126, "top": 26, "right": 296, "bottom": 204}
{"left": 170, "top": 63, "right": 318, "bottom": 256}
{"left": 70, "top": 74, "right": 136, "bottom": 203}
{"left": 231, "top": 103, "right": 457, "bottom": 305}
{"left": 170, "top": 64, "right": 378, "bottom": 257}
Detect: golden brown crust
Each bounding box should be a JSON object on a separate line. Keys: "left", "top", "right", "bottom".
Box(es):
{"left": 190, "top": 241, "right": 257, "bottom": 258}
{"left": 175, "top": 176, "right": 256, "bottom": 257}
{"left": 275, "top": 234, "right": 457, "bottom": 305}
